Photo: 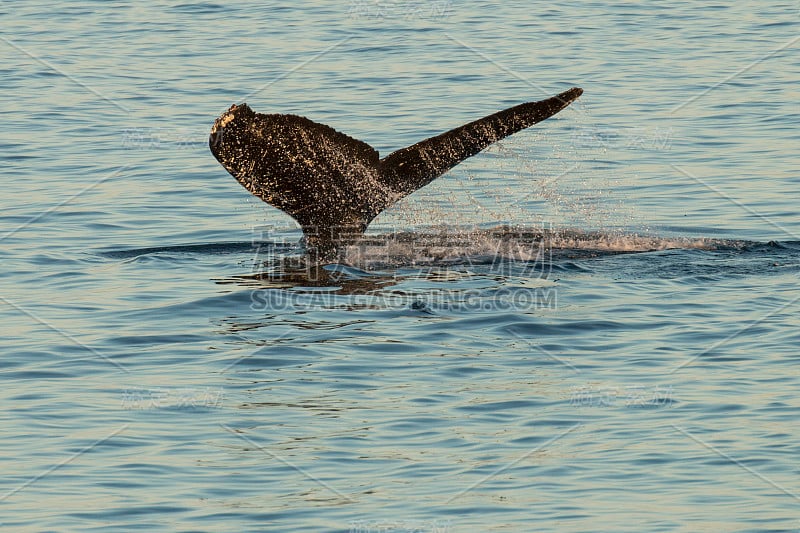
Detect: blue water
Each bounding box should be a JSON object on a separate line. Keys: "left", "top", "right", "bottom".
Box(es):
{"left": 2, "top": 2, "right": 799, "bottom": 531}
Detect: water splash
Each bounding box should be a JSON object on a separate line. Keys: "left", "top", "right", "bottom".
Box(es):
{"left": 343, "top": 225, "right": 728, "bottom": 268}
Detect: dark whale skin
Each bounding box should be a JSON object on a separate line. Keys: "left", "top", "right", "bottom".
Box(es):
{"left": 210, "top": 87, "right": 583, "bottom": 260}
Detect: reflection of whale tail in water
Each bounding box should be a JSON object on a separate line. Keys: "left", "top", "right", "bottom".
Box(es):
{"left": 209, "top": 87, "right": 583, "bottom": 259}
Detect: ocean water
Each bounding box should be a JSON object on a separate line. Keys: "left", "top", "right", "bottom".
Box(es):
{"left": 2, "top": 1, "right": 799, "bottom": 531}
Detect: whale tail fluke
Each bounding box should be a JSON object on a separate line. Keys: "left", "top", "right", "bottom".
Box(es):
{"left": 210, "top": 87, "right": 583, "bottom": 261}
{"left": 378, "top": 87, "right": 583, "bottom": 196}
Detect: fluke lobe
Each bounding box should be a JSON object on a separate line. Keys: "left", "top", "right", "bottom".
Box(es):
{"left": 209, "top": 87, "right": 583, "bottom": 261}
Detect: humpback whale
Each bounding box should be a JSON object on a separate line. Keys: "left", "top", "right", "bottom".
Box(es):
{"left": 209, "top": 87, "right": 583, "bottom": 260}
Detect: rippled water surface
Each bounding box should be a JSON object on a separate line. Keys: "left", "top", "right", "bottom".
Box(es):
{"left": 2, "top": 2, "right": 800, "bottom": 531}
